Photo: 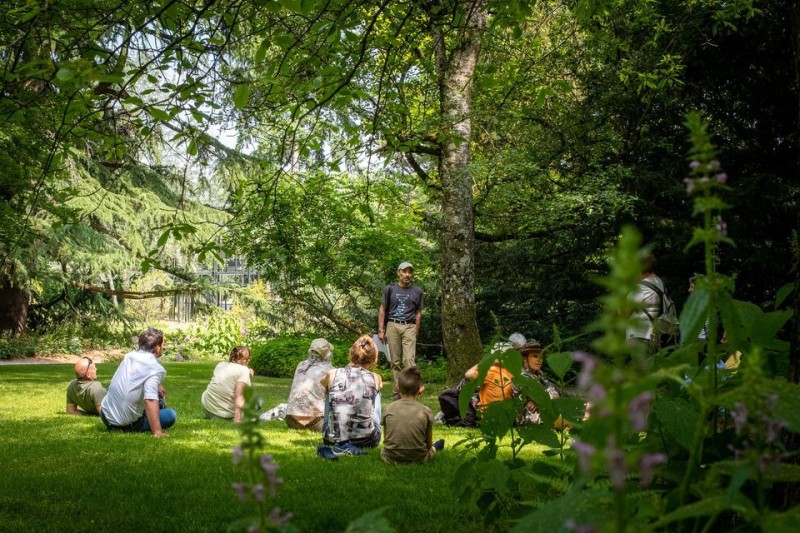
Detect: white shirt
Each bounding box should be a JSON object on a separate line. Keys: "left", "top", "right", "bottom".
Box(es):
{"left": 101, "top": 350, "right": 166, "bottom": 426}
{"left": 627, "top": 275, "right": 666, "bottom": 341}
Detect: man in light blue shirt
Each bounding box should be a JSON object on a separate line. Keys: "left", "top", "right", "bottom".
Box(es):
{"left": 100, "top": 327, "right": 177, "bottom": 437}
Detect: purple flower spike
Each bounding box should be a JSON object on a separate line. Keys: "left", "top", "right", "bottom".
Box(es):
{"left": 571, "top": 439, "right": 596, "bottom": 473}
{"left": 715, "top": 172, "right": 728, "bottom": 184}
{"left": 689, "top": 161, "right": 700, "bottom": 169}
{"left": 260, "top": 454, "right": 278, "bottom": 477}
{"left": 628, "top": 391, "right": 654, "bottom": 432}
{"left": 606, "top": 448, "right": 627, "bottom": 489}
{"left": 766, "top": 420, "right": 789, "bottom": 444}
{"left": 700, "top": 176, "right": 710, "bottom": 184}
{"left": 231, "top": 482, "right": 248, "bottom": 502}
{"left": 588, "top": 383, "right": 606, "bottom": 403}
{"left": 573, "top": 351, "right": 598, "bottom": 390}
{"left": 231, "top": 445, "right": 244, "bottom": 465}
{"left": 709, "top": 159, "right": 721, "bottom": 171}
{"left": 270, "top": 508, "right": 294, "bottom": 526}
{"left": 252, "top": 483, "right": 265, "bottom": 503}
{"left": 731, "top": 403, "right": 748, "bottom": 435}
{"left": 639, "top": 453, "right": 667, "bottom": 486}
{"left": 684, "top": 177, "right": 696, "bottom": 193}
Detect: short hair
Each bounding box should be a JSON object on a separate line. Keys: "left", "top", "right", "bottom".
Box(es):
{"left": 349, "top": 335, "right": 378, "bottom": 368}
{"left": 137, "top": 328, "right": 164, "bottom": 353}
{"left": 642, "top": 251, "right": 656, "bottom": 274}
{"left": 397, "top": 367, "right": 423, "bottom": 396}
{"left": 229, "top": 345, "right": 251, "bottom": 364}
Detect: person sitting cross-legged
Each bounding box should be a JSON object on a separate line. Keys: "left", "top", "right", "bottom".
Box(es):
{"left": 284, "top": 338, "right": 335, "bottom": 431}
{"left": 100, "top": 327, "right": 177, "bottom": 437}
{"left": 381, "top": 366, "right": 444, "bottom": 465}
{"left": 316, "top": 335, "right": 383, "bottom": 460}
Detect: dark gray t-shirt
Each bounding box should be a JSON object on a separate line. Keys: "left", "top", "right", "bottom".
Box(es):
{"left": 382, "top": 284, "right": 424, "bottom": 323}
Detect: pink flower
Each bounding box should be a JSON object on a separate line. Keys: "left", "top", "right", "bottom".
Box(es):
{"left": 565, "top": 519, "right": 596, "bottom": 533}
{"left": 716, "top": 218, "right": 728, "bottom": 237}
{"left": 252, "top": 483, "right": 265, "bottom": 503}
{"left": 231, "top": 445, "right": 244, "bottom": 465}
{"left": 231, "top": 482, "right": 248, "bottom": 502}
{"left": 571, "top": 439, "right": 596, "bottom": 473}
{"left": 731, "top": 403, "right": 748, "bottom": 435}
{"left": 606, "top": 448, "right": 627, "bottom": 489}
{"left": 269, "top": 507, "right": 294, "bottom": 526}
{"left": 684, "top": 177, "right": 696, "bottom": 193}
{"left": 628, "top": 391, "right": 654, "bottom": 432}
{"left": 573, "top": 351, "right": 598, "bottom": 390}
{"left": 714, "top": 172, "right": 728, "bottom": 184}
{"left": 639, "top": 453, "right": 667, "bottom": 486}
{"left": 689, "top": 161, "right": 700, "bottom": 170}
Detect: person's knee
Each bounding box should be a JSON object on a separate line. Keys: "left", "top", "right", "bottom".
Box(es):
{"left": 161, "top": 408, "right": 177, "bottom": 429}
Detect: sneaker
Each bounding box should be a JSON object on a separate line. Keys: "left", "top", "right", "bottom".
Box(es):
{"left": 433, "top": 439, "right": 445, "bottom": 451}
{"left": 333, "top": 442, "right": 367, "bottom": 456}
{"left": 316, "top": 445, "right": 338, "bottom": 461}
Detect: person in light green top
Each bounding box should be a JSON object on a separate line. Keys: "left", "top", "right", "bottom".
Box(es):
{"left": 201, "top": 346, "right": 253, "bottom": 423}
{"left": 66, "top": 357, "right": 107, "bottom": 415}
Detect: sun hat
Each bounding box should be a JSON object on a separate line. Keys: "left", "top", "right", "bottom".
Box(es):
{"left": 508, "top": 333, "right": 527, "bottom": 350}
{"left": 397, "top": 261, "right": 413, "bottom": 270}
{"left": 309, "top": 338, "right": 333, "bottom": 360}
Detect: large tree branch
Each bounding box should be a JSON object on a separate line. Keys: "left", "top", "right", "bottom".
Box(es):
{"left": 70, "top": 281, "right": 199, "bottom": 300}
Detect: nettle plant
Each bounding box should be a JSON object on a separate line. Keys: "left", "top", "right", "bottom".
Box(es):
{"left": 453, "top": 115, "right": 800, "bottom": 532}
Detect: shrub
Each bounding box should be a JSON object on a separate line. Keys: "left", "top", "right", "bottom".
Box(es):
{"left": 249, "top": 336, "right": 351, "bottom": 378}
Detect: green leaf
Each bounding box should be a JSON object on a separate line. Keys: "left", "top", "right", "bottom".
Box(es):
{"left": 680, "top": 287, "right": 710, "bottom": 344}
{"left": 774, "top": 282, "right": 794, "bottom": 309}
{"left": 56, "top": 67, "right": 76, "bottom": 81}
{"left": 517, "top": 422, "right": 561, "bottom": 447}
{"left": 156, "top": 230, "right": 170, "bottom": 248}
{"left": 546, "top": 351, "right": 573, "bottom": 380}
{"left": 149, "top": 107, "right": 171, "bottom": 122}
{"left": 653, "top": 396, "right": 699, "bottom": 451}
{"left": 344, "top": 507, "right": 394, "bottom": 533}
{"left": 762, "top": 505, "right": 800, "bottom": 533}
{"left": 187, "top": 139, "right": 198, "bottom": 156}
{"left": 255, "top": 38, "right": 269, "bottom": 64}
{"left": 233, "top": 83, "right": 250, "bottom": 109}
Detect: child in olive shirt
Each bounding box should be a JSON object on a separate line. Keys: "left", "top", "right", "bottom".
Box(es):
{"left": 381, "top": 367, "right": 444, "bottom": 464}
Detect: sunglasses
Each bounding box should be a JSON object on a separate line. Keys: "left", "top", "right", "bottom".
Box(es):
{"left": 80, "top": 357, "right": 93, "bottom": 377}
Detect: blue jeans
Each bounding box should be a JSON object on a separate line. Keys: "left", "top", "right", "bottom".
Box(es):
{"left": 322, "top": 392, "right": 382, "bottom": 448}
{"left": 103, "top": 408, "right": 177, "bottom": 432}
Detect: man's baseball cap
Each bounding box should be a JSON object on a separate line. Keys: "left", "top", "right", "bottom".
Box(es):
{"left": 397, "top": 261, "right": 413, "bottom": 270}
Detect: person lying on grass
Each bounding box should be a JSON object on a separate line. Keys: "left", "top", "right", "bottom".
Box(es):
{"left": 66, "top": 356, "right": 107, "bottom": 416}
{"left": 100, "top": 327, "right": 177, "bottom": 438}
{"left": 316, "top": 334, "right": 383, "bottom": 460}
{"left": 201, "top": 345, "right": 254, "bottom": 423}
{"left": 381, "top": 366, "right": 444, "bottom": 465}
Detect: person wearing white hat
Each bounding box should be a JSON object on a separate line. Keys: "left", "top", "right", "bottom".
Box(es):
{"left": 284, "top": 338, "right": 335, "bottom": 431}
{"left": 377, "top": 261, "right": 424, "bottom": 398}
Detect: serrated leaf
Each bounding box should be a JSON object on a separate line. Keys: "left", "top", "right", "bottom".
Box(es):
{"left": 653, "top": 396, "right": 699, "bottom": 451}
{"left": 546, "top": 351, "right": 573, "bottom": 380}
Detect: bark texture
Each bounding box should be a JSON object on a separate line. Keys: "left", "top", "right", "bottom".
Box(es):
{"left": 434, "top": 1, "right": 487, "bottom": 383}
{"left": 0, "top": 276, "right": 29, "bottom": 334}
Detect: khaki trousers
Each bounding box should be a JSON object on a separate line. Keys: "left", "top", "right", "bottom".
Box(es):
{"left": 387, "top": 321, "right": 417, "bottom": 384}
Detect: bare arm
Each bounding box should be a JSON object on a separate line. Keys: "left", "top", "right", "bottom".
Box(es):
{"left": 66, "top": 403, "right": 79, "bottom": 415}
{"left": 464, "top": 364, "right": 479, "bottom": 381}
{"left": 415, "top": 309, "right": 422, "bottom": 333}
{"left": 378, "top": 303, "right": 386, "bottom": 342}
{"left": 144, "top": 399, "right": 165, "bottom": 437}
{"left": 233, "top": 381, "right": 247, "bottom": 423}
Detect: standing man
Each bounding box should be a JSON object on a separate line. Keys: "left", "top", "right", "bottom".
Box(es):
{"left": 378, "top": 261, "right": 424, "bottom": 397}
{"left": 100, "top": 327, "right": 177, "bottom": 437}
{"left": 66, "top": 357, "right": 107, "bottom": 416}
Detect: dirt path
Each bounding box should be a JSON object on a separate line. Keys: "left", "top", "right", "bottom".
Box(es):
{"left": 0, "top": 349, "right": 125, "bottom": 365}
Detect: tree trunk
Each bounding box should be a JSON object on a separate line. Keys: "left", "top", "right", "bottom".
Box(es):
{"left": 435, "top": 1, "right": 487, "bottom": 383}
{"left": 0, "top": 276, "right": 29, "bottom": 334}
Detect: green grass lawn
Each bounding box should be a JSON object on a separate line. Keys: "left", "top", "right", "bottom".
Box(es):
{"left": 0, "top": 362, "right": 509, "bottom": 532}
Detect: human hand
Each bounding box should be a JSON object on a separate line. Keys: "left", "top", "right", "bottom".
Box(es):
{"left": 158, "top": 385, "right": 167, "bottom": 399}
{"left": 249, "top": 368, "right": 255, "bottom": 377}
{"left": 378, "top": 331, "right": 385, "bottom": 342}
{"left": 152, "top": 430, "right": 167, "bottom": 438}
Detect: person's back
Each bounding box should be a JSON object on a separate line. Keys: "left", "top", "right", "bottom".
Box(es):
{"left": 326, "top": 366, "right": 379, "bottom": 444}
{"left": 66, "top": 357, "right": 106, "bottom": 415}
{"left": 478, "top": 363, "right": 514, "bottom": 407}
{"left": 285, "top": 339, "right": 334, "bottom": 431}
{"left": 381, "top": 367, "right": 442, "bottom": 464}
{"left": 201, "top": 359, "right": 251, "bottom": 420}
{"left": 102, "top": 349, "right": 166, "bottom": 425}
